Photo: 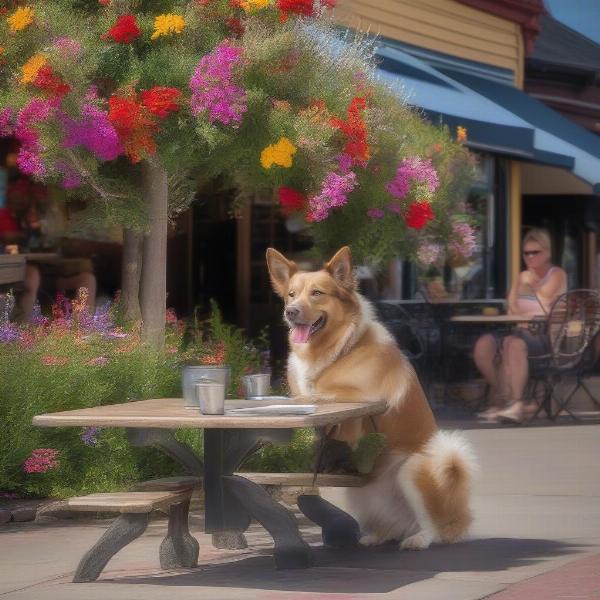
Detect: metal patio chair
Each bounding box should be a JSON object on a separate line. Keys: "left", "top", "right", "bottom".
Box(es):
{"left": 527, "top": 289, "right": 600, "bottom": 422}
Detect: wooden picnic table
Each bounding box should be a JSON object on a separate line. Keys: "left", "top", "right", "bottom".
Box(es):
{"left": 33, "top": 397, "right": 387, "bottom": 569}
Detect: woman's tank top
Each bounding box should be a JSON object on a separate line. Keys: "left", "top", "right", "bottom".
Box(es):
{"left": 515, "top": 266, "right": 558, "bottom": 316}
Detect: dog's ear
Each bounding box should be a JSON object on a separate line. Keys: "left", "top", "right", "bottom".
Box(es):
{"left": 325, "top": 246, "right": 355, "bottom": 290}
{"left": 266, "top": 248, "right": 298, "bottom": 298}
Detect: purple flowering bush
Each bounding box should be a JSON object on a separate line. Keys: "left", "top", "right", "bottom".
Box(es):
{"left": 0, "top": 293, "right": 262, "bottom": 498}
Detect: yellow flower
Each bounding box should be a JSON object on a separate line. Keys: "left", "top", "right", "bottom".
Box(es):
{"left": 260, "top": 137, "right": 297, "bottom": 169}
{"left": 7, "top": 7, "right": 35, "bottom": 33}
{"left": 150, "top": 14, "right": 186, "bottom": 40}
{"left": 456, "top": 126, "right": 468, "bottom": 143}
{"left": 240, "top": 0, "right": 271, "bottom": 11}
{"left": 20, "top": 53, "right": 47, "bottom": 84}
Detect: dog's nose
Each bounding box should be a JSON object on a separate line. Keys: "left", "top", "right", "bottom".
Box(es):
{"left": 285, "top": 307, "right": 300, "bottom": 321}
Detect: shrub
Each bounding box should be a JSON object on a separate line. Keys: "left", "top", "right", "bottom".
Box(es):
{"left": 0, "top": 293, "right": 269, "bottom": 498}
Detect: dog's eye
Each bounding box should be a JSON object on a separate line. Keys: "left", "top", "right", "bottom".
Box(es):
{"left": 311, "top": 290, "right": 323, "bottom": 297}
{"left": 288, "top": 291, "right": 295, "bottom": 298}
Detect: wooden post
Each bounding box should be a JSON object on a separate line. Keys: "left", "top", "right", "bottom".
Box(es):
{"left": 509, "top": 161, "right": 522, "bottom": 285}
{"left": 140, "top": 160, "right": 168, "bottom": 351}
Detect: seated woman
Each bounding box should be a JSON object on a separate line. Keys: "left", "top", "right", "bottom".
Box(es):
{"left": 473, "top": 228, "right": 567, "bottom": 424}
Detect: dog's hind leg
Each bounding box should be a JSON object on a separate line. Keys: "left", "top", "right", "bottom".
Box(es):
{"left": 396, "top": 457, "right": 437, "bottom": 551}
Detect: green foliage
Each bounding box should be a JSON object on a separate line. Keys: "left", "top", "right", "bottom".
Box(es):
{"left": 0, "top": 298, "right": 260, "bottom": 498}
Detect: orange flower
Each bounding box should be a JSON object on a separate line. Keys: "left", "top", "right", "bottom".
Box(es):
{"left": 456, "top": 126, "right": 467, "bottom": 143}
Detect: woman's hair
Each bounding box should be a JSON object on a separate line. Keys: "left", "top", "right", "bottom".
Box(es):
{"left": 523, "top": 228, "right": 552, "bottom": 254}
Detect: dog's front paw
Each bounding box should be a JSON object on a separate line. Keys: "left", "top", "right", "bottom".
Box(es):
{"left": 400, "top": 531, "right": 434, "bottom": 551}
{"left": 359, "top": 533, "right": 382, "bottom": 547}
{"left": 290, "top": 394, "right": 322, "bottom": 404}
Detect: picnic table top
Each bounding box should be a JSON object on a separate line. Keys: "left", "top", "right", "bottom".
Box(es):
{"left": 32, "top": 397, "right": 388, "bottom": 430}
{"left": 449, "top": 314, "right": 535, "bottom": 323}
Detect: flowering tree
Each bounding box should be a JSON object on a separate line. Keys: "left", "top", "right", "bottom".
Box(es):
{"left": 0, "top": 0, "right": 475, "bottom": 349}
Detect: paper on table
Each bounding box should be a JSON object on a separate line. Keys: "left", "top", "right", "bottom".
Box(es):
{"left": 226, "top": 404, "right": 316, "bottom": 416}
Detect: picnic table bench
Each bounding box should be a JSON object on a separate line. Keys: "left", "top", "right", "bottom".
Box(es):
{"left": 33, "top": 397, "right": 386, "bottom": 581}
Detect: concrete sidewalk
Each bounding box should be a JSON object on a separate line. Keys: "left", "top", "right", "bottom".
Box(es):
{"left": 0, "top": 423, "right": 598, "bottom": 600}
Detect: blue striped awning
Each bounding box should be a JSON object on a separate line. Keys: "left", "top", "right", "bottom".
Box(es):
{"left": 376, "top": 44, "right": 597, "bottom": 184}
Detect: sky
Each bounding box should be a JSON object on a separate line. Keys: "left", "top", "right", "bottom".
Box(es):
{"left": 544, "top": 0, "right": 600, "bottom": 45}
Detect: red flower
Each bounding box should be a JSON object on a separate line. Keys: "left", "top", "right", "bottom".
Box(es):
{"left": 277, "top": 0, "right": 314, "bottom": 21}
{"left": 98, "top": 0, "right": 111, "bottom": 5}
{"left": 226, "top": 16, "right": 245, "bottom": 37}
{"left": 104, "top": 15, "right": 140, "bottom": 44}
{"left": 330, "top": 96, "right": 370, "bottom": 165}
{"left": 405, "top": 201, "right": 434, "bottom": 229}
{"left": 108, "top": 94, "right": 157, "bottom": 163}
{"left": 278, "top": 186, "right": 306, "bottom": 213}
{"left": 33, "top": 65, "right": 71, "bottom": 98}
{"left": 140, "top": 87, "right": 181, "bottom": 118}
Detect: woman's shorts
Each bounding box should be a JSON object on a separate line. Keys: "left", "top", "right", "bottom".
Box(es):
{"left": 509, "top": 329, "right": 550, "bottom": 357}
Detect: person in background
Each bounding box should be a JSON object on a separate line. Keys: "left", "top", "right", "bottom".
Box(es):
{"left": 473, "top": 228, "right": 567, "bottom": 424}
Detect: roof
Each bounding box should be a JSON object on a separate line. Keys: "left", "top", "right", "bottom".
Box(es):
{"left": 528, "top": 14, "right": 600, "bottom": 74}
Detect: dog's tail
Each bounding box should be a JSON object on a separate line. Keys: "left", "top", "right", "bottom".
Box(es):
{"left": 425, "top": 430, "right": 477, "bottom": 491}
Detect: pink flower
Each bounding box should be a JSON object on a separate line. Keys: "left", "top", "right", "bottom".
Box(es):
{"left": 53, "top": 37, "right": 82, "bottom": 58}
{"left": 23, "top": 448, "right": 60, "bottom": 474}
{"left": 367, "top": 208, "right": 385, "bottom": 219}
{"left": 387, "top": 202, "right": 402, "bottom": 214}
{"left": 449, "top": 222, "right": 477, "bottom": 259}
{"left": 307, "top": 170, "right": 357, "bottom": 221}
{"left": 417, "top": 242, "right": 443, "bottom": 266}
{"left": 189, "top": 41, "right": 247, "bottom": 126}
{"left": 386, "top": 157, "right": 439, "bottom": 200}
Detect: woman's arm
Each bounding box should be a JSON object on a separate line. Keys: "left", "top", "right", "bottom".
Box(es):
{"left": 506, "top": 273, "right": 521, "bottom": 315}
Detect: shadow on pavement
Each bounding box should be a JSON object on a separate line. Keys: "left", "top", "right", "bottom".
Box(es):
{"left": 103, "top": 537, "right": 586, "bottom": 594}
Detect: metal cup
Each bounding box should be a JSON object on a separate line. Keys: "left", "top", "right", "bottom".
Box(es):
{"left": 182, "top": 365, "right": 230, "bottom": 407}
{"left": 241, "top": 373, "right": 271, "bottom": 399}
{"left": 195, "top": 381, "right": 225, "bottom": 415}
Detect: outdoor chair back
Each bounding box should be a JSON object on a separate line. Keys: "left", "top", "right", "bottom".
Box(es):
{"left": 528, "top": 289, "right": 600, "bottom": 421}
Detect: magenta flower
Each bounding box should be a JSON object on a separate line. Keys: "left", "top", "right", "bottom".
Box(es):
{"left": 308, "top": 170, "right": 357, "bottom": 222}
{"left": 367, "top": 208, "right": 385, "bottom": 219}
{"left": 189, "top": 41, "right": 247, "bottom": 126}
{"left": 17, "top": 149, "right": 46, "bottom": 177}
{"left": 61, "top": 103, "right": 122, "bottom": 161}
{"left": 386, "top": 157, "right": 439, "bottom": 200}
{"left": 387, "top": 202, "right": 402, "bottom": 214}
{"left": 23, "top": 449, "right": 60, "bottom": 474}
{"left": 54, "top": 159, "right": 82, "bottom": 189}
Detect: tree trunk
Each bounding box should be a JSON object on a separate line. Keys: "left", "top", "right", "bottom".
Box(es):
{"left": 120, "top": 228, "right": 143, "bottom": 322}
{"left": 140, "top": 159, "right": 168, "bottom": 351}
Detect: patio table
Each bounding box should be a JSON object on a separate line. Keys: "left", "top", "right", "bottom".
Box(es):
{"left": 33, "top": 397, "right": 387, "bottom": 569}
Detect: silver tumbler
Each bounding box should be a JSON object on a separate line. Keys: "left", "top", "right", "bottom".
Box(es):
{"left": 195, "top": 381, "right": 225, "bottom": 415}
{"left": 241, "top": 373, "right": 271, "bottom": 398}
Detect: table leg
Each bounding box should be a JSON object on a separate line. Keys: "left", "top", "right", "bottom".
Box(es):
{"left": 126, "top": 428, "right": 204, "bottom": 474}
{"left": 223, "top": 475, "right": 314, "bottom": 569}
{"left": 203, "top": 428, "right": 308, "bottom": 562}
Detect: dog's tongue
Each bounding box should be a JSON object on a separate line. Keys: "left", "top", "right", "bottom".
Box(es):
{"left": 291, "top": 325, "right": 311, "bottom": 344}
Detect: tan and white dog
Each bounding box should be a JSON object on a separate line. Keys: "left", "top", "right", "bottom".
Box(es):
{"left": 267, "top": 245, "right": 476, "bottom": 550}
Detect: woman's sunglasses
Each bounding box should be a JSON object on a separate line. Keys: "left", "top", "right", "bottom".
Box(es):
{"left": 523, "top": 250, "right": 542, "bottom": 257}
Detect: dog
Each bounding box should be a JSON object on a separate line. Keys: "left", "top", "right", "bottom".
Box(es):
{"left": 266, "top": 245, "right": 476, "bottom": 550}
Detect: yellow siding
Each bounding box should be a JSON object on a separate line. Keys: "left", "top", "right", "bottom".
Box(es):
{"left": 334, "top": 0, "right": 523, "bottom": 81}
